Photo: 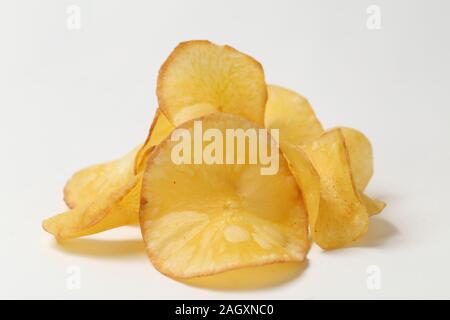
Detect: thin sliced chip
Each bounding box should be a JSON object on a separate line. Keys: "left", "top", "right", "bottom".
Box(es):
{"left": 339, "top": 127, "right": 373, "bottom": 191}
{"left": 263, "top": 85, "right": 384, "bottom": 218}
{"left": 46, "top": 109, "right": 172, "bottom": 240}
{"left": 64, "top": 110, "right": 173, "bottom": 209}
{"left": 172, "top": 103, "right": 217, "bottom": 127}
{"left": 140, "top": 113, "right": 309, "bottom": 278}
{"left": 264, "top": 84, "right": 324, "bottom": 144}
{"left": 303, "top": 129, "right": 368, "bottom": 249}
{"left": 44, "top": 175, "right": 142, "bottom": 241}
{"left": 64, "top": 146, "right": 141, "bottom": 209}
{"left": 134, "top": 109, "right": 174, "bottom": 174}
{"left": 279, "top": 142, "right": 321, "bottom": 230}
{"left": 157, "top": 40, "right": 267, "bottom": 126}
{"left": 339, "top": 127, "right": 386, "bottom": 215}
{"left": 361, "top": 193, "right": 386, "bottom": 217}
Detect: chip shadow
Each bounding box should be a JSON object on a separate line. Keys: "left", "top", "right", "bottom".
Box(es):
{"left": 181, "top": 260, "right": 308, "bottom": 291}
{"left": 52, "top": 238, "right": 146, "bottom": 259}
{"left": 352, "top": 216, "right": 398, "bottom": 248}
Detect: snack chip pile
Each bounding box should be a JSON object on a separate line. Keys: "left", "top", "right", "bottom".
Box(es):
{"left": 43, "top": 40, "right": 385, "bottom": 279}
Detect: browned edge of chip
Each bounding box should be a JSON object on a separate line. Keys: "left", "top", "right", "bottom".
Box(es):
{"left": 139, "top": 112, "right": 309, "bottom": 279}
{"left": 156, "top": 40, "right": 268, "bottom": 126}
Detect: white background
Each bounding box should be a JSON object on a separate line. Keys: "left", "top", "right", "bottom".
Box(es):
{"left": 1, "top": 0, "right": 449, "bottom": 299}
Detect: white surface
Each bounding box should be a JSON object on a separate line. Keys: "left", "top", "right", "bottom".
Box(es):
{"left": 1, "top": 0, "right": 450, "bottom": 299}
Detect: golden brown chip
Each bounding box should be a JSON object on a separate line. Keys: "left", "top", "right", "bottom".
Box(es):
{"left": 157, "top": 40, "right": 268, "bottom": 126}
{"left": 303, "top": 129, "right": 368, "bottom": 249}
{"left": 339, "top": 127, "right": 386, "bottom": 215}
{"left": 45, "top": 110, "right": 172, "bottom": 240}
{"left": 63, "top": 110, "right": 173, "bottom": 210}
{"left": 279, "top": 142, "right": 321, "bottom": 229}
{"left": 134, "top": 109, "right": 174, "bottom": 174}
{"left": 361, "top": 193, "right": 386, "bottom": 217}
{"left": 339, "top": 127, "right": 373, "bottom": 191}
{"left": 263, "top": 85, "right": 384, "bottom": 220}
{"left": 264, "top": 84, "right": 324, "bottom": 144}
{"left": 44, "top": 175, "right": 142, "bottom": 241}
{"left": 140, "top": 113, "right": 309, "bottom": 278}
{"left": 64, "top": 146, "right": 140, "bottom": 209}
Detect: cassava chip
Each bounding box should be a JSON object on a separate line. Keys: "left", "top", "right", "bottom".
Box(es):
{"left": 46, "top": 110, "right": 172, "bottom": 240}
{"left": 339, "top": 127, "right": 385, "bottom": 215}
{"left": 135, "top": 109, "right": 174, "bottom": 174}
{"left": 361, "top": 193, "right": 386, "bottom": 217}
{"left": 140, "top": 113, "right": 309, "bottom": 278}
{"left": 157, "top": 40, "right": 268, "bottom": 126}
{"left": 63, "top": 110, "right": 173, "bottom": 209}
{"left": 44, "top": 175, "right": 142, "bottom": 240}
{"left": 263, "top": 85, "right": 384, "bottom": 218}
{"left": 64, "top": 146, "right": 141, "bottom": 209}
{"left": 339, "top": 127, "right": 373, "bottom": 191}
{"left": 264, "top": 84, "right": 324, "bottom": 144}
{"left": 303, "top": 129, "right": 368, "bottom": 249}
{"left": 279, "top": 142, "right": 321, "bottom": 230}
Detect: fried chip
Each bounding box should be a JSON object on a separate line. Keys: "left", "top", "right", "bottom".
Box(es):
{"left": 135, "top": 109, "right": 174, "bottom": 174}
{"left": 64, "top": 146, "right": 141, "bottom": 209}
{"left": 63, "top": 110, "right": 173, "bottom": 209}
{"left": 264, "top": 84, "right": 324, "bottom": 144}
{"left": 279, "top": 142, "right": 321, "bottom": 231}
{"left": 140, "top": 113, "right": 309, "bottom": 278}
{"left": 303, "top": 129, "right": 368, "bottom": 249}
{"left": 44, "top": 175, "right": 142, "bottom": 241}
{"left": 263, "top": 85, "right": 384, "bottom": 220}
{"left": 361, "top": 193, "right": 386, "bottom": 217}
{"left": 157, "top": 40, "right": 268, "bottom": 126}
{"left": 339, "top": 127, "right": 373, "bottom": 191}
{"left": 339, "top": 127, "right": 385, "bottom": 216}
{"left": 44, "top": 110, "right": 172, "bottom": 240}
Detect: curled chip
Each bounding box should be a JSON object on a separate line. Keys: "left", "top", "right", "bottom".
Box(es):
{"left": 44, "top": 110, "right": 172, "bottom": 240}
{"left": 65, "top": 110, "right": 173, "bottom": 210}
{"left": 361, "top": 193, "right": 386, "bottom": 217}
{"left": 339, "top": 127, "right": 373, "bottom": 191}
{"left": 135, "top": 110, "right": 174, "bottom": 174}
{"left": 64, "top": 146, "right": 141, "bottom": 209}
{"left": 339, "top": 127, "right": 385, "bottom": 216}
{"left": 265, "top": 84, "right": 324, "bottom": 144}
{"left": 44, "top": 175, "right": 142, "bottom": 241}
{"left": 140, "top": 113, "right": 309, "bottom": 278}
{"left": 157, "top": 40, "right": 268, "bottom": 126}
{"left": 303, "top": 129, "right": 369, "bottom": 249}
{"left": 264, "top": 84, "right": 384, "bottom": 223}
{"left": 279, "top": 142, "right": 321, "bottom": 231}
